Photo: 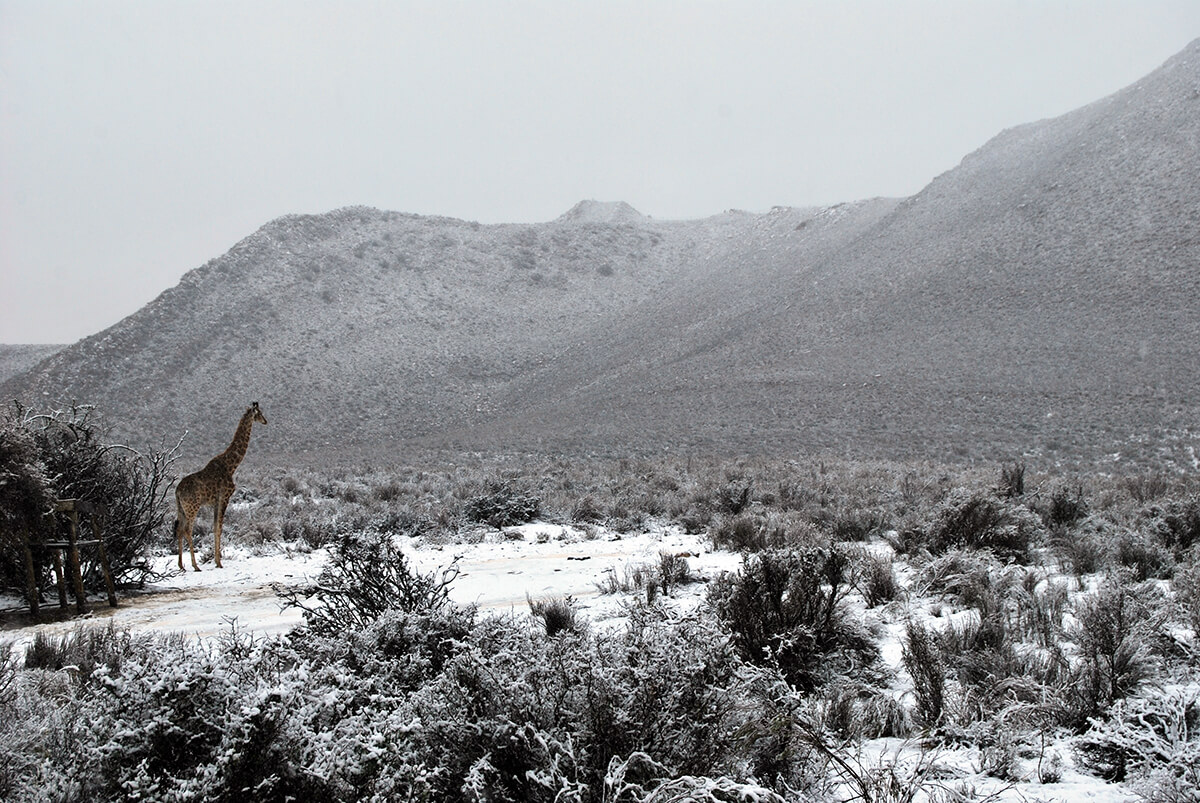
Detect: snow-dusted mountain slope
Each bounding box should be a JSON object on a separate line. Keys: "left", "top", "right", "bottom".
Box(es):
{"left": 4, "top": 40, "right": 1199, "bottom": 468}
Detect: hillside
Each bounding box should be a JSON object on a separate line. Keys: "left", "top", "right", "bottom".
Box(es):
{"left": 4, "top": 40, "right": 1199, "bottom": 469}
{"left": 0, "top": 344, "right": 62, "bottom": 384}
{"left": 2, "top": 203, "right": 750, "bottom": 457}
{"left": 478, "top": 39, "right": 1200, "bottom": 467}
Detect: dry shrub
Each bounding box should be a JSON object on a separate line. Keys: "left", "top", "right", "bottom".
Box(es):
{"left": 902, "top": 620, "right": 945, "bottom": 732}
{"left": 277, "top": 530, "right": 464, "bottom": 638}
{"left": 1068, "top": 573, "right": 1169, "bottom": 727}
{"left": 708, "top": 547, "right": 878, "bottom": 692}
{"left": 925, "top": 489, "right": 1045, "bottom": 564}
{"left": 1116, "top": 532, "right": 1175, "bottom": 581}
{"left": 528, "top": 595, "right": 581, "bottom": 637}
{"left": 854, "top": 551, "right": 903, "bottom": 608}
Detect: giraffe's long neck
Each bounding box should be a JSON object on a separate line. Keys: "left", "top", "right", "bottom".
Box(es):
{"left": 218, "top": 408, "right": 257, "bottom": 472}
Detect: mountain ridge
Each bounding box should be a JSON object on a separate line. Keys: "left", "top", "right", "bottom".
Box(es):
{"left": 5, "top": 40, "right": 1199, "bottom": 469}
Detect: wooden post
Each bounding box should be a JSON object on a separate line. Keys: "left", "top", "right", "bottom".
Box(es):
{"left": 56, "top": 500, "right": 88, "bottom": 614}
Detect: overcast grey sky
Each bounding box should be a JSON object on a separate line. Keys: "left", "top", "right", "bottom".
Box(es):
{"left": 2, "top": 1, "right": 1198, "bottom": 344}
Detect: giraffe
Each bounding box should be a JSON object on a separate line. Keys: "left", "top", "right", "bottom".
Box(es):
{"left": 174, "top": 402, "right": 268, "bottom": 571}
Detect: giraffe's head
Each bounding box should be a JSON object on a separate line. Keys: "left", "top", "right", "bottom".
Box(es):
{"left": 250, "top": 401, "right": 268, "bottom": 425}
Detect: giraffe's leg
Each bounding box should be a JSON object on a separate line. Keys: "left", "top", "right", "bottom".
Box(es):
{"left": 186, "top": 519, "right": 201, "bottom": 571}
{"left": 175, "top": 499, "right": 196, "bottom": 571}
{"left": 214, "top": 495, "right": 229, "bottom": 569}
{"left": 179, "top": 505, "right": 201, "bottom": 572}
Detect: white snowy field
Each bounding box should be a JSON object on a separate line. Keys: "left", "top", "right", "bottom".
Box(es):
{"left": 2, "top": 522, "right": 740, "bottom": 646}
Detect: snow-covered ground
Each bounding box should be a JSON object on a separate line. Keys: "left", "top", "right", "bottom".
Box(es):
{"left": 2, "top": 522, "right": 1186, "bottom": 803}
{"left": 2, "top": 522, "right": 741, "bottom": 647}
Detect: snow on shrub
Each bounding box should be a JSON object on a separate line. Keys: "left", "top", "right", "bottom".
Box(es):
{"left": 902, "top": 620, "right": 946, "bottom": 733}
{"left": 1067, "top": 572, "right": 1170, "bottom": 727}
{"left": 465, "top": 480, "right": 541, "bottom": 528}
{"left": 924, "top": 488, "right": 1045, "bottom": 563}
{"left": 604, "top": 751, "right": 788, "bottom": 803}
{"left": 708, "top": 547, "right": 879, "bottom": 693}
{"left": 1, "top": 404, "right": 177, "bottom": 594}
{"left": 277, "top": 530, "right": 466, "bottom": 637}
{"left": 1073, "top": 690, "right": 1200, "bottom": 785}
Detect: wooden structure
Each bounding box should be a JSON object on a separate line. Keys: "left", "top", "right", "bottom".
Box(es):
{"left": 21, "top": 499, "right": 118, "bottom": 615}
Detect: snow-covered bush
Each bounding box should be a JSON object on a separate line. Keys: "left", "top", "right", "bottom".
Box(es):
{"left": 275, "top": 496, "right": 355, "bottom": 548}
{"left": 924, "top": 489, "right": 1045, "bottom": 563}
{"left": 820, "top": 506, "right": 892, "bottom": 543}
{"left": 278, "top": 530, "right": 465, "bottom": 637}
{"left": 5, "top": 624, "right": 423, "bottom": 801}
{"left": 1067, "top": 573, "right": 1169, "bottom": 728}
{"left": 528, "top": 594, "right": 582, "bottom": 637}
{"left": 71, "top": 632, "right": 235, "bottom": 798}
{"left": 465, "top": 479, "right": 541, "bottom": 527}
{"left": 707, "top": 511, "right": 824, "bottom": 554}
{"left": 902, "top": 620, "right": 946, "bottom": 732}
{"left": 570, "top": 493, "right": 605, "bottom": 523}
{"left": 345, "top": 605, "right": 476, "bottom": 690}
{"left": 1028, "top": 583, "right": 1071, "bottom": 654}
{"left": 914, "top": 548, "right": 1004, "bottom": 611}
{"left": 656, "top": 550, "right": 694, "bottom": 596}
{"left": 1115, "top": 531, "right": 1176, "bottom": 581}
{"left": 0, "top": 414, "right": 53, "bottom": 594}
{"left": 1123, "top": 474, "right": 1176, "bottom": 505}
{"left": 1073, "top": 690, "right": 1200, "bottom": 786}
{"left": 1176, "top": 549, "right": 1200, "bottom": 638}
{"left": 708, "top": 513, "right": 770, "bottom": 551}
{"left": 1139, "top": 496, "right": 1200, "bottom": 558}
{"left": 604, "top": 752, "right": 789, "bottom": 803}
{"left": 998, "top": 462, "right": 1026, "bottom": 499}
{"left": 708, "top": 547, "right": 879, "bottom": 692}
{"left": 390, "top": 604, "right": 808, "bottom": 800}
{"left": 1035, "top": 481, "right": 1089, "bottom": 532}
{"left": 1, "top": 404, "right": 177, "bottom": 595}
{"left": 22, "top": 621, "right": 136, "bottom": 680}
{"left": 854, "top": 550, "right": 903, "bottom": 608}
{"left": 814, "top": 681, "right": 908, "bottom": 741}
{"left": 1054, "top": 520, "right": 1111, "bottom": 577}
{"left": 713, "top": 482, "right": 754, "bottom": 515}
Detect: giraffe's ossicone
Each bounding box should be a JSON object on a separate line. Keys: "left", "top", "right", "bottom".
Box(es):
{"left": 174, "top": 402, "right": 267, "bottom": 571}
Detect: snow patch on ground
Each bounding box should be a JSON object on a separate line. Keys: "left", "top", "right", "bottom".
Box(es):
{"left": 3, "top": 522, "right": 740, "bottom": 649}
{"left": 406, "top": 522, "right": 740, "bottom": 622}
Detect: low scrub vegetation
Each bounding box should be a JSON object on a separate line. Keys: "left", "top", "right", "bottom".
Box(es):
{"left": 3, "top": 451, "right": 1200, "bottom": 800}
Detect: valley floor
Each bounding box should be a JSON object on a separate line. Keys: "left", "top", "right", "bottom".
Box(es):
{"left": 6, "top": 519, "right": 1192, "bottom": 802}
